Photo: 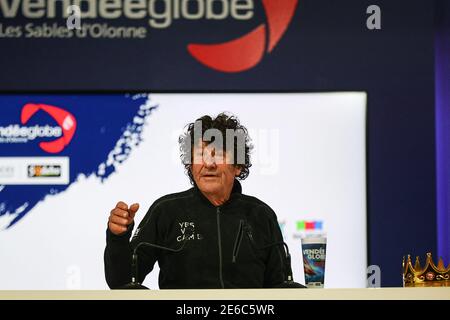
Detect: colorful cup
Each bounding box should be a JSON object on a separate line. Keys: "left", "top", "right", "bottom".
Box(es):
{"left": 301, "top": 235, "right": 327, "bottom": 288}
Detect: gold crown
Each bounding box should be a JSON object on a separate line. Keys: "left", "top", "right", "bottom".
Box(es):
{"left": 403, "top": 253, "right": 450, "bottom": 287}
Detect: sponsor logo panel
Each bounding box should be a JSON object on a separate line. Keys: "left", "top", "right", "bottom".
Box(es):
{"left": 0, "top": 157, "right": 69, "bottom": 185}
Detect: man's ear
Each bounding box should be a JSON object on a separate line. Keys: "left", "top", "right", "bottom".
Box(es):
{"left": 234, "top": 166, "right": 242, "bottom": 177}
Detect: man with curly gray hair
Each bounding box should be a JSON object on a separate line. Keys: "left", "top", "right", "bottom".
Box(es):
{"left": 104, "top": 113, "right": 289, "bottom": 289}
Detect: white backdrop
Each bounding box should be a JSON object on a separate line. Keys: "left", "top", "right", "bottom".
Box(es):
{"left": 0, "top": 92, "right": 367, "bottom": 289}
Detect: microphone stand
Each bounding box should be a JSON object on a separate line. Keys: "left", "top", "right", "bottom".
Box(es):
{"left": 276, "top": 243, "right": 306, "bottom": 288}
{"left": 120, "top": 240, "right": 188, "bottom": 290}
{"left": 260, "top": 241, "right": 306, "bottom": 289}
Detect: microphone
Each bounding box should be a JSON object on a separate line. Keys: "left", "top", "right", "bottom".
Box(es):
{"left": 245, "top": 224, "right": 306, "bottom": 289}
{"left": 264, "top": 241, "right": 306, "bottom": 288}
{"left": 120, "top": 239, "right": 188, "bottom": 290}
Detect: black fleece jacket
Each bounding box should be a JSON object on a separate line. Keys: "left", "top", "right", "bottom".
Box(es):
{"left": 104, "top": 180, "right": 286, "bottom": 289}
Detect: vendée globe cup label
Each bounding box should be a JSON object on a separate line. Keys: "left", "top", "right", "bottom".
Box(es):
{"left": 301, "top": 237, "right": 327, "bottom": 288}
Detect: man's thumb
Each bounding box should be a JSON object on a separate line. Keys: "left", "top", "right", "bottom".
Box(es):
{"left": 129, "top": 203, "right": 140, "bottom": 218}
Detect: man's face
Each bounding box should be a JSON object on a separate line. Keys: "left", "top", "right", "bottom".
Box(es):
{"left": 191, "top": 142, "right": 241, "bottom": 196}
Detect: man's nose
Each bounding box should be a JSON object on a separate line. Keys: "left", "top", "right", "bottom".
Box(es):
{"left": 203, "top": 149, "right": 217, "bottom": 168}
{"left": 204, "top": 161, "right": 216, "bottom": 169}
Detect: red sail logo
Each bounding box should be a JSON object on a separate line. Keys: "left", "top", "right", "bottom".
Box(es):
{"left": 187, "top": 0, "right": 298, "bottom": 73}
{"left": 21, "top": 104, "right": 77, "bottom": 153}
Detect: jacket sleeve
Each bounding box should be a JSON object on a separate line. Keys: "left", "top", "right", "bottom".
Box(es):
{"left": 262, "top": 207, "right": 286, "bottom": 288}
{"left": 104, "top": 204, "right": 161, "bottom": 289}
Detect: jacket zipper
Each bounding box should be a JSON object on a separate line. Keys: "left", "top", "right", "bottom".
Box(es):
{"left": 232, "top": 220, "right": 244, "bottom": 263}
{"left": 216, "top": 206, "right": 225, "bottom": 288}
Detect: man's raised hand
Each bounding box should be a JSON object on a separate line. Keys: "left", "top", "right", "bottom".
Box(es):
{"left": 108, "top": 201, "right": 139, "bottom": 235}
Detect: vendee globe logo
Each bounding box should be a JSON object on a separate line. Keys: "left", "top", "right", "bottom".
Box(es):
{"left": 0, "top": 0, "right": 298, "bottom": 72}
{"left": 21, "top": 104, "right": 77, "bottom": 153}
{"left": 0, "top": 104, "right": 77, "bottom": 153}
